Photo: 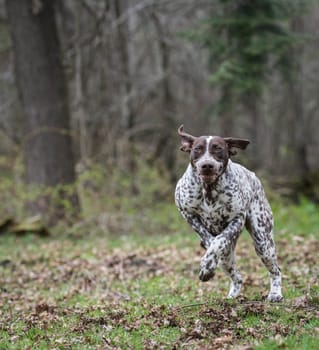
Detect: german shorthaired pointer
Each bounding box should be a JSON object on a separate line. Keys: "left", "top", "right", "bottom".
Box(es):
{"left": 175, "top": 125, "right": 283, "bottom": 302}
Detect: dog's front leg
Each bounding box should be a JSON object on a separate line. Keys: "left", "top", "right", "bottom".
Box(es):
{"left": 180, "top": 210, "right": 214, "bottom": 249}
{"left": 199, "top": 214, "right": 245, "bottom": 283}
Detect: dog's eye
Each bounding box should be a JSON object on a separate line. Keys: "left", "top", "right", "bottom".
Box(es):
{"left": 212, "top": 144, "right": 223, "bottom": 151}
{"left": 193, "top": 146, "right": 203, "bottom": 153}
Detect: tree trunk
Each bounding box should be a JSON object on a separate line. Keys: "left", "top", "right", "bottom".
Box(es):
{"left": 6, "top": 0, "right": 79, "bottom": 222}
{"left": 219, "top": 84, "right": 234, "bottom": 137}
{"left": 74, "top": 1, "right": 89, "bottom": 161}
{"left": 245, "top": 92, "right": 261, "bottom": 169}
{"left": 114, "top": 0, "right": 138, "bottom": 193}
{"left": 151, "top": 12, "right": 177, "bottom": 184}
{"left": 285, "top": 16, "right": 312, "bottom": 198}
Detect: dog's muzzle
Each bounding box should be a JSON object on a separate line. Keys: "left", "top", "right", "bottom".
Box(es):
{"left": 197, "top": 160, "right": 220, "bottom": 184}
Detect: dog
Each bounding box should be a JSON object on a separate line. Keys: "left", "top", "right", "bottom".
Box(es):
{"left": 175, "top": 125, "right": 283, "bottom": 302}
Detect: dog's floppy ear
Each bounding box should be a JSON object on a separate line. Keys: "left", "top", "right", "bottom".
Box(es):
{"left": 178, "top": 125, "right": 197, "bottom": 153}
{"left": 224, "top": 137, "right": 250, "bottom": 156}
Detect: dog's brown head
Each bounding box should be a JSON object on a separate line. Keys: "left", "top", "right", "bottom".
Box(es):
{"left": 178, "top": 125, "right": 250, "bottom": 184}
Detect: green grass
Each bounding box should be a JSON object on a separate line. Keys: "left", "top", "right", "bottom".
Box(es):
{"left": 272, "top": 197, "right": 319, "bottom": 235}
{"left": 0, "top": 199, "right": 318, "bottom": 349}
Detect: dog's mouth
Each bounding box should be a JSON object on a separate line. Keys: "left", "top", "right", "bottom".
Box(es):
{"left": 200, "top": 174, "right": 218, "bottom": 184}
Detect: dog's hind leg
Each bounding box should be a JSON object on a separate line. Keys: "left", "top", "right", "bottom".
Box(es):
{"left": 246, "top": 206, "right": 283, "bottom": 302}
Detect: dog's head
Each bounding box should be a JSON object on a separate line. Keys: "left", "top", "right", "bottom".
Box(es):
{"left": 178, "top": 125, "right": 250, "bottom": 184}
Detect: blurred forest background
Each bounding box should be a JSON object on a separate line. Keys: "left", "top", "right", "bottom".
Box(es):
{"left": 0, "top": 0, "right": 319, "bottom": 227}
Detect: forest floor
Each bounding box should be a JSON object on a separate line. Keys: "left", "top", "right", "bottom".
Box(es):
{"left": 0, "top": 200, "right": 318, "bottom": 349}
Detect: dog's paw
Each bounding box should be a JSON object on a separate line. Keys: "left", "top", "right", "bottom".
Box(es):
{"left": 199, "top": 267, "right": 215, "bottom": 282}
{"left": 199, "top": 255, "right": 217, "bottom": 282}
{"left": 267, "top": 293, "right": 283, "bottom": 303}
{"left": 199, "top": 249, "right": 218, "bottom": 282}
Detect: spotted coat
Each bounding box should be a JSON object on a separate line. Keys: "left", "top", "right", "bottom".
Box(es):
{"left": 175, "top": 126, "right": 283, "bottom": 302}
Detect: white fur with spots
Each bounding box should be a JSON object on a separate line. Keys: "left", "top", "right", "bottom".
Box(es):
{"left": 175, "top": 129, "right": 283, "bottom": 302}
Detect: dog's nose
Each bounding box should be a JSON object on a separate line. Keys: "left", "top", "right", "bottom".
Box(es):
{"left": 201, "top": 163, "right": 214, "bottom": 171}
